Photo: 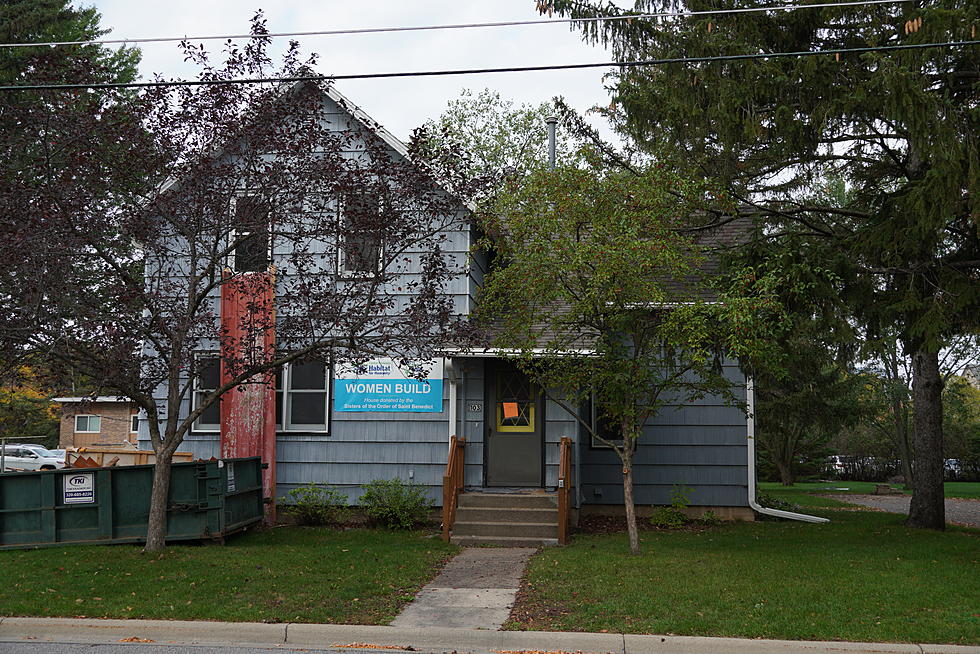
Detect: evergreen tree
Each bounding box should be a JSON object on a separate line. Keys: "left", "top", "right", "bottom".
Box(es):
{"left": 540, "top": 0, "right": 980, "bottom": 529}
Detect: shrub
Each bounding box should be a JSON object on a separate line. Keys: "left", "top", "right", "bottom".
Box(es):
{"left": 361, "top": 478, "right": 432, "bottom": 529}
{"left": 284, "top": 483, "right": 350, "bottom": 526}
{"left": 695, "top": 510, "right": 723, "bottom": 526}
{"left": 756, "top": 492, "right": 799, "bottom": 513}
{"left": 650, "top": 484, "right": 692, "bottom": 529}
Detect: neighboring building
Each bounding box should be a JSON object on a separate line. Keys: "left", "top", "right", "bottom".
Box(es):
{"left": 140, "top": 80, "right": 759, "bottom": 543}
{"left": 54, "top": 397, "right": 138, "bottom": 449}
{"left": 964, "top": 365, "right": 980, "bottom": 389}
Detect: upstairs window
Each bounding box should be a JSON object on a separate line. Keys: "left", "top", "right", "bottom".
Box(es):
{"left": 231, "top": 194, "right": 270, "bottom": 273}
{"left": 338, "top": 194, "right": 383, "bottom": 276}
{"left": 74, "top": 415, "right": 101, "bottom": 433}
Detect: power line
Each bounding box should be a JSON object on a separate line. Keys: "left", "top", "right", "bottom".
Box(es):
{"left": 0, "top": 39, "right": 975, "bottom": 93}
{"left": 0, "top": 0, "right": 911, "bottom": 49}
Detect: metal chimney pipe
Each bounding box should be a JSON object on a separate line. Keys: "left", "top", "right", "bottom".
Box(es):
{"left": 545, "top": 115, "right": 558, "bottom": 169}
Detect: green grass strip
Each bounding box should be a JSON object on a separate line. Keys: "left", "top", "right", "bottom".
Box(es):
{"left": 509, "top": 511, "right": 980, "bottom": 645}
{"left": 0, "top": 527, "right": 457, "bottom": 624}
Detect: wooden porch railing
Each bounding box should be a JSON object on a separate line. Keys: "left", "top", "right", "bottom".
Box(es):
{"left": 557, "top": 436, "right": 572, "bottom": 545}
{"left": 441, "top": 435, "right": 465, "bottom": 542}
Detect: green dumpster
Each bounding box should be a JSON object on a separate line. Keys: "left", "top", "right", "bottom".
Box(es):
{"left": 0, "top": 457, "right": 264, "bottom": 550}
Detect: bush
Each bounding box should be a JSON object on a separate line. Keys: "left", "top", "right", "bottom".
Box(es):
{"left": 695, "top": 510, "right": 723, "bottom": 527}
{"left": 650, "top": 485, "right": 692, "bottom": 529}
{"left": 284, "top": 483, "right": 350, "bottom": 526}
{"left": 361, "top": 478, "right": 433, "bottom": 529}
{"left": 756, "top": 492, "right": 799, "bottom": 513}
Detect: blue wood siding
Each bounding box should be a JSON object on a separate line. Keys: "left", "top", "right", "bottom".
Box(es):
{"left": 577, "top": 363, "right": 748, "bottom": 507}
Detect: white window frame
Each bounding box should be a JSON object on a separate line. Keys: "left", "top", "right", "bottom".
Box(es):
{"left": 74, "top": 415, "right": 101, "bottom": 433}
{"left": 192, "top": 353, "right": 221, "bottom": 433}
{"left": 336, "top": 195, "right": 384, "bottom": 278}
{"left": 277, "top": 360, "right": 331, "bottom": 433}
{"left": 229, "top": 194, "right": 273, "bottom": 273}
{"left": 131, "top": 414, "right": 140, "bottom": 434}
{"left": 588, "top": 394, "right": 624, "bottom": 449}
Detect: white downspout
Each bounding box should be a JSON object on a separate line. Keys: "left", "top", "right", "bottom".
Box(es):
{"left": 447, "top": 358, "right": 458, "bottom": 449}
{"left": 746, "top": 377, "right": 829, "bottom": 523}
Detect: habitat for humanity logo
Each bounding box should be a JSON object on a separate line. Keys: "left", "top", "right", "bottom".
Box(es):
{"left": 362, "top": 362, "right": 393, "bottom": 376}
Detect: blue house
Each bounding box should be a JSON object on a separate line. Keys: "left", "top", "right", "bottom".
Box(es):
{"left": 139, "top": 80, "right": 772, "bottom": 545}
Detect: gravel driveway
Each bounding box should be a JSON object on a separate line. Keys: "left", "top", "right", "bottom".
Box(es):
{"left": 823, "top": 493, "right": 980, "bottom": 528}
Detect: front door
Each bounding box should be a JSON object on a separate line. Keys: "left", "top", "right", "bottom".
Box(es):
{"left": 485, "top": 361, "right": 543, "bottom": 486}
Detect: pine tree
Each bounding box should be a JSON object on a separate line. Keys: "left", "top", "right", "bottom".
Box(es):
{"left": 541, "top": 0, "right": 980, "bottom": 529}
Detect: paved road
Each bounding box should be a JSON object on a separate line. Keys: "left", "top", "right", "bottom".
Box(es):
{"left": 823, "top": 494, "right": 980, "bottom": 527}
{"left": 1, "top": 646, "right": 338, "bottom": 654}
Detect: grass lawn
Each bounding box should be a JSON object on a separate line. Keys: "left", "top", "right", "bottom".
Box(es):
{"left": 507, "top": 510, "right": 980, "bottom": 645}
{"left": 759, "top": 480, "right": 980, "bottom": 500}
{"left": 0, "top": 527, "right": 457, "bottom": 624}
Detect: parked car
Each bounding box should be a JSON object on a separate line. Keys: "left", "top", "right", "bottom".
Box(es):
{"left": 17, "top": 443, "right": 66, "bottom": 462}
{"left": 0, "top": 445, "right": 65, "bottom": 471}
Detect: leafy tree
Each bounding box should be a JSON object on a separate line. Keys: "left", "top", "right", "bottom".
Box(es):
{"left": 0, "top": 366, "right": 59, "bottom": 446}
{"left": 541, "top": 0, "right": 980, "bottom": 529}
{"left": 413, "top": 89, "right": 579, "bottom": 201}
{"left": 756, "top": 336, "right": 862, "bottom": 486}
{"left": 943, "top": 375, "right": 980, "bottom": 480}
{"left": 477, "top": 161, "right": 787, "bottom": 553}
{"left": 0, "top": 17, "right": 465, "bottom": 550}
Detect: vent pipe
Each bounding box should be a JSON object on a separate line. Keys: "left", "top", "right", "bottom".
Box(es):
{"left": 546, "top": 115, "right": 558, "bottom": 169}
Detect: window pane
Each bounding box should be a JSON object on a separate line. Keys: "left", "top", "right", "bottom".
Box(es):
{"left": 290, "top": 361, "right": 326, "bottom": 390}
{"left": 198, "top": 394, "right": 220, "bottom": 427}
{"left": 289, "top": 392, "right": 326, "bottom": 427}
{"left": 131, "top": 415, "right": 139, "bottom": 432}
{"left": 235, "top": 195, "right": 268, "bottom": 230}
{"left": 75, "top": 416, "right": 86, "bottom": 432}
{"left": 199, "top": 357, "right": 220, "bottom": 389}
{"left": 235, "top": 231, "right": 269, "bottom": 272}
{"left": 342, "top": 195, "right": 381, "bottom": 273}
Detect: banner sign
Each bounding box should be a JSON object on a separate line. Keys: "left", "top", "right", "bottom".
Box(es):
{"left": 334, "top": 358, "right": 443, "bottom": 412}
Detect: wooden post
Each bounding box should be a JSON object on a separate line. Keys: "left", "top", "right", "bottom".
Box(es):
{"left": 557, "top": 436, "right": 572, "bottom": 545}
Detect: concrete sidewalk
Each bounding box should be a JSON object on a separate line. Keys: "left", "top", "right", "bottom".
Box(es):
{"left": 392, "top": 547, "right": 535, "bottom": 629}
{"left": 1, "top": 617, "right": 977, "bottom": 654}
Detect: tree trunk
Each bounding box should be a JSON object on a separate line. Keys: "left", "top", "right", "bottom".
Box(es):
{"left": 894, "top": 408, "right": 914, "bottom": 487}
{"left": 775, "top": 459, "right": 795, "bottom": 486}
{"left": 144, "top": 450, "right": 174, "bottom": 551}
{"left": 906, "top": 348, "right": 945, "bottom": 530}
{"left": 622, "top": 454, "right": 640, "bottom": 555}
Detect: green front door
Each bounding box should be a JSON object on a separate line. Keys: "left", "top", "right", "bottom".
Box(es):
{"left": 485, "top": 361, "right": 543, "bottom": 487}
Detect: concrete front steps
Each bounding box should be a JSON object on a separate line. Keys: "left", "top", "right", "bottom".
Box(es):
{"left": 450, "top": 492, "right": 559, "bottom": 547}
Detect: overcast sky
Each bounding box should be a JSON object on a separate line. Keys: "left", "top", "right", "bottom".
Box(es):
{"left": 88, "top": 0, "right": 617, "bottom": 143}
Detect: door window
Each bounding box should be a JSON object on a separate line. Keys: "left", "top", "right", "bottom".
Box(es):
{"left": 495, "top": 370, "right": 535, "bottom": 433}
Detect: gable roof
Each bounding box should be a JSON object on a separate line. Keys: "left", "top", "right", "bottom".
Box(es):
{"left": 316, "top": 81, "right": 409, "bottom": 160}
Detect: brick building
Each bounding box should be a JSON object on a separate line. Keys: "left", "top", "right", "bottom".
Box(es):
{"left": 54, "top": 397, "right": 138, "bottom": 449}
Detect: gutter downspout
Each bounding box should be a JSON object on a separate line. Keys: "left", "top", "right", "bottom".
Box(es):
{"left": 447, "top": 358, "right": 458, "bottom": 452}
{"left": 746, "top": 377, "right": 829, "bottom": 523}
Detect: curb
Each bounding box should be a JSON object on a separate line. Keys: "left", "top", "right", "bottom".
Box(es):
{"left": 0, "top": 617, "right": 978, "bottom": 654}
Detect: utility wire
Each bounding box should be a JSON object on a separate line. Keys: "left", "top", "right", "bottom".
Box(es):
{"left": 0, "top": 0, "right": 911, "bottom": 49}
{"left": 0, "top": 39, "right": 975, "bottom": 93}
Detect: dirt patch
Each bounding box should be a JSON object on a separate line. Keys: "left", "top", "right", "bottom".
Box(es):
{"left": 575, "top": 514, "right": 713, "bottom": 535}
